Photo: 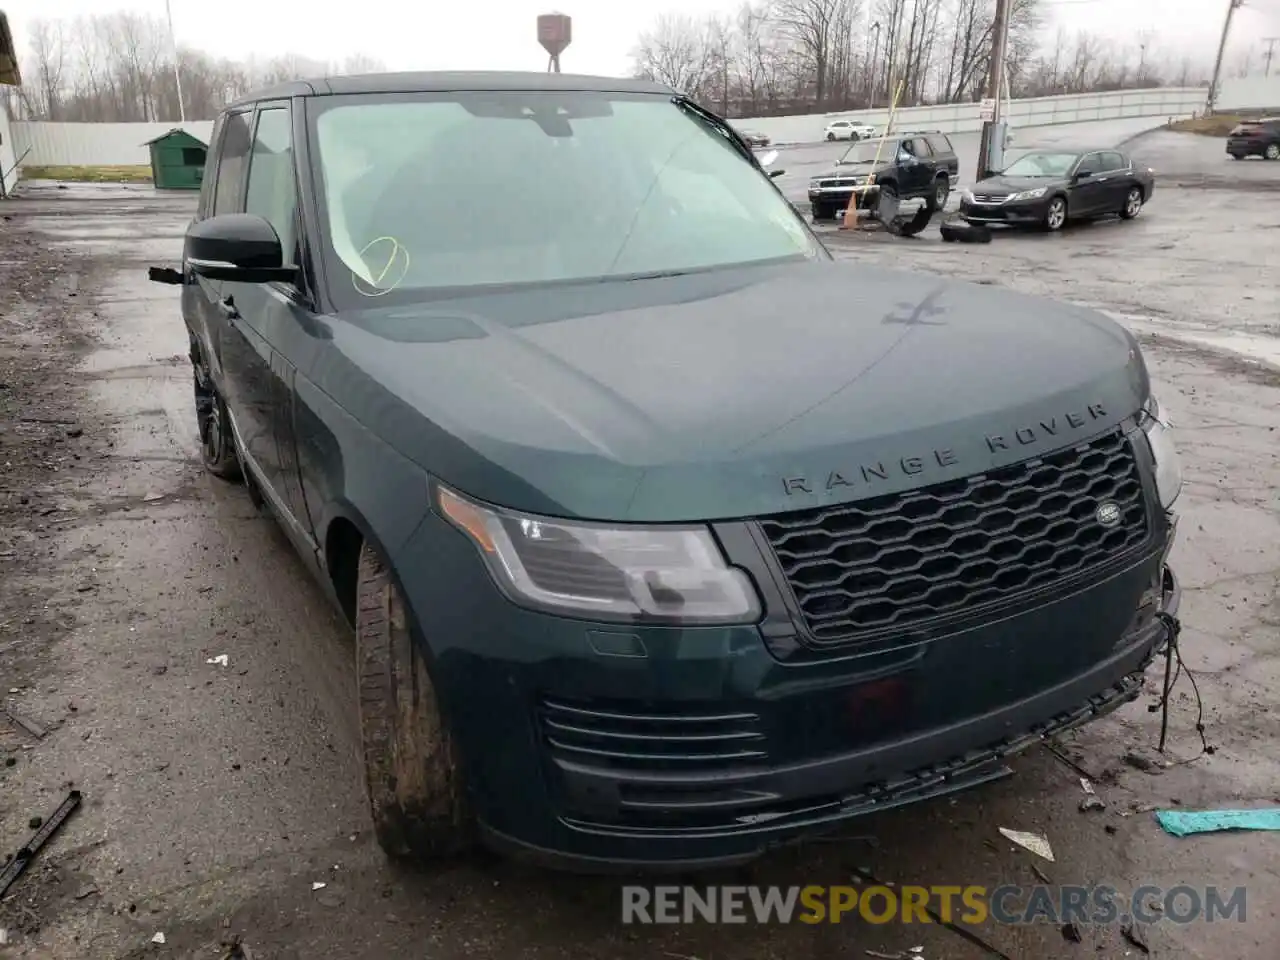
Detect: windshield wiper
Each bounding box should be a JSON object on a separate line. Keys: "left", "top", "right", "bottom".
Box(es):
{"left": 671, "top": 96, "right": 757, "bottom": 167}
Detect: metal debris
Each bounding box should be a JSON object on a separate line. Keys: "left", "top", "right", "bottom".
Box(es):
{"left": 0, "top": 790, "right": 82, "bottom": 898}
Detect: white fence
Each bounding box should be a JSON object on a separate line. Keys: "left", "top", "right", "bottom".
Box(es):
{"left": 1216, "top": 76, "right": 1280, "bottom": 112}
{"left": 11, "top": 120, "right": 214, "bottom": 167}
{"left": 738, "top": 87, "right": 1207, "bottom": 144}
{"left": 2, "top": 84, "right": 1238, "bottom": 168}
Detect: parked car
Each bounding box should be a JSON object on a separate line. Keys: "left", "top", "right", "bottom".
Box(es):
{"left": 959, "top": 148, "right": 1155, "bottom": 232}
{"left": 1226, "top": 117, "right": 1280, "bottom": 160}
{"left": 153, "top": 71, "right": 1182, "bottom": 872}
{"left": 737, "top": 128, "right": 772, "bottom": 148}
{"left": 823, "top": 119, "right": 877, "bottom": 141}
{"left": 808, "top": 131, "right": 959, "bottom": 221}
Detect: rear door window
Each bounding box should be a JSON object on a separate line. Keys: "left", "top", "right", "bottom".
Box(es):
{"left": 907, "top": 137, "right": 933, "bottom": 157}
{"left": 244, "top": 106, "right": 299, "bottom": 263}
{"left": 212, "top": 111, "right": 253, "bottom": 216}
{"left": 926, "top": 135, "right": 951, "bottom": 156}
{"left": 196, "top": 115, "right": 224, "bottom": 220}
{"left": 1101, "top": 152, "right": 1128, "bottom": 172}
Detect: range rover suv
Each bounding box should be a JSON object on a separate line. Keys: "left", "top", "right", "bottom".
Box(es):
{"left": 153, "top": 72, "right": 1183, "bottom": 871}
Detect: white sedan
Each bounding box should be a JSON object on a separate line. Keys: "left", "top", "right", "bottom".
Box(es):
{"left": 823, "top": 120, "right": 877, "bottom": 141}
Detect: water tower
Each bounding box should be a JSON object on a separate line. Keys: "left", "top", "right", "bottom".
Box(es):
{"left": 537, "top": 13, "right": 571, "bottom": 73}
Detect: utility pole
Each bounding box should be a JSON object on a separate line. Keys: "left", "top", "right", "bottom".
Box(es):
{"left": 975, "top": 0, "right": 1012, "bottom": 180}
{"left": 1263, "top": 37, "right": 1279, "bottom": 77}
{"left": 868, "top": 21, "right": 882, "bottom": 109}
{"left": 164, "top": 0, "right": 186, "bottom": 123}
{"left": 1207, "top": 0, "right": 1243, "bottom": 114}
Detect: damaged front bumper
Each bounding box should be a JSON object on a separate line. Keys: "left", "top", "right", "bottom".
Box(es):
{"left": 478, "top": 564, "right": 1182, "bottom": 873}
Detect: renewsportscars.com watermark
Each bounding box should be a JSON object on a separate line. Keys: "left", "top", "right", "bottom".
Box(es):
{"left": 621, "top": 885, "right": 1246, "bottom": 926}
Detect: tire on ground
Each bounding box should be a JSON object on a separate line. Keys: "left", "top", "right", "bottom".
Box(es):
{"left": 192, "top": 341, "right": 242, "bottom": 482}
{"left": 356, "top": 543, "right": 474, "bottom": 861}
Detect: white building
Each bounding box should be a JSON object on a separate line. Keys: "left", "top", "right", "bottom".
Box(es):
{"left": 1, "top": 11, "right": 19, "bottom": 196}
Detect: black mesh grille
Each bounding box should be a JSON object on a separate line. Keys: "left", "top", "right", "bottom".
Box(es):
{"left": 760, "top": 429, "right": 1150, "bottom": 646}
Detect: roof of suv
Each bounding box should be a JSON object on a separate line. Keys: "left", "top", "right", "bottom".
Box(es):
{"left": 228, "top": 71, "right": 675, "bottom": 109}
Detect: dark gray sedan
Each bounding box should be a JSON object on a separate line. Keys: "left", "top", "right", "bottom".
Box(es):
{"left": 959, "top": 148, "right": 1156, "bottom": 232}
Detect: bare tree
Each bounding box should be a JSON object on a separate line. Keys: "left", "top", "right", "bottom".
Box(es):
{"left": 11, "top": 12, "right": 387, "bottom": 122}
{"left": 632, "top": 14, "right": 718, "bottom": 99}
{"left": 25, "top": 19, "right": 66, "bottom": 119}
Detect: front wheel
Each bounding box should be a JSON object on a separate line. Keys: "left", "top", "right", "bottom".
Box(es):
{"left": 927, "top": 178, "right": 950, "bottom": 213}
{"left": 356, "top": 544, "right": 474, "bottom": 861}
{"left": 1120, "top": 186, "right": 1144, "bottom": 220}
{"left": 1265, "top": 143, "right": 1280, "bottom": 160}
{"left": 1043, "top": 196, "right": 1068, "bottom": 232}
{"left": 826, "top": 132, "right": 835, "bottom": 141}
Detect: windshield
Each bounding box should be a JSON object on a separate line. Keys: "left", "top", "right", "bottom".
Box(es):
{"left": 839, "top": 140, "right": 896, "bottom": 165}
{"left": 1000, "top": 152, "right": 1079, "bottom": 177}
{"left": 307, "top": 91, "right": 821, "bottom": 306}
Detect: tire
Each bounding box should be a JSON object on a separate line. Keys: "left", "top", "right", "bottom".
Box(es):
{"left": 826, "top": 132, "right": 835, "bottom": 141}
{"left": 192, "top": 343, "right": 241, "bottom": 481}
{"left": 356, "top": 543, "right": 473, "bottom": 861}
{"left": 1265, "top": 143, "right": 1280, "bottom": 160}
{"left": 811, "top": 204, "right": 832, "bottom": 222}
{"left": 1120, "top": 186, "right": 1144, "bottom": 220}
{"left": 1043, "top": 196, "right": 1068, "bottom": 232}
{"left": 927, "top": 177, "right": 950, "bottom": 213}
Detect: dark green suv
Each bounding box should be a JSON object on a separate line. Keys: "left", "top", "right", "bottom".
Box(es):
{"left": 809, "top": 131, "right": 960, "bottom": 221}
{"left": 153, "top": 72, "right": 1183, "bottom": 871}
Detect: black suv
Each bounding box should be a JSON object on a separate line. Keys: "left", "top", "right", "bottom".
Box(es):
{"left": 1226, "top": 117, "right": 1280, "bottom": 160}
{"left": 153, "top": 73, "right": 1182, "bottom": 871}
{"left": 809, "top": 131, "right": 960, "bottom": 221}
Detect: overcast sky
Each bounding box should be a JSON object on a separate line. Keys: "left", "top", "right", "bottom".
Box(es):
{"left": 4, "top": 0, "right": 1277, "bottom": 77}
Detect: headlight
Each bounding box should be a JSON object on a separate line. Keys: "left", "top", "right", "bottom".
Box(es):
{"left": 1011, "top": 187, "right": 1048, "bottom": 201}
{"left": 1141, "top": 395, "right": 1182, "bottom": 508}
{"left": 437, "top": 485, "right": 762, "bottom": 624}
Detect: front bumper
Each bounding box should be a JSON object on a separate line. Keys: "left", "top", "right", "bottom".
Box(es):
{"left": 959, "top": 195, "right": 1052, "bottom": 225}
{"left": 809, "top": 185, "right": 877, "bottom": 212}
{"left": 398, "top": 501, "right": 1181, "bottom": 872}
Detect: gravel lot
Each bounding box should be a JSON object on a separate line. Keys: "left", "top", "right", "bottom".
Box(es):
{"left": 1, "top": 127, "right": 1278, "bottom": 960}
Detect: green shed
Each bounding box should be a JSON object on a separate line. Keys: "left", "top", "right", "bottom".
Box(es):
{"left": 143, "top": 128, "right": 208, "bottom": 190}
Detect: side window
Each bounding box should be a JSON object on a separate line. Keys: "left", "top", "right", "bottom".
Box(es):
{"left": 196, "top": 115, "right": 224, "bottom": 219}
{"left": 898, "top": 138, "right": 915, "bottom": 157}
{"left": 1076, "top": 153, "right": 1101, "bottom": 176}
{"left": 1102, "top": 152, "right": 1127, "bottom": 171}
{"left": 212, "top": 111, "right": 253, "bottom": 215}
{"left": 927, "top": 135, "right": 951, "bottom": 156}
{"left": 244, "top": 107, "right": 298, "bottom": 267}
{"left": 909, "top": 137, "right": 933, "bottom": 157}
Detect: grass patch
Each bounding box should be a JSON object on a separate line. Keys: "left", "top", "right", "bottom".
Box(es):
{"left": 1166, "top": 114, "right": 1256, "bottom": 137}
{"left": 20, "top": 164, "right": 153, "bottom": 183}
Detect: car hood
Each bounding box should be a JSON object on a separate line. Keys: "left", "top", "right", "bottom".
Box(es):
{"left": 971, "top": 174, "right": 1068, "bottom": 195}
{"left": 319, "top": 261, "right": 1148, "bottom": 523}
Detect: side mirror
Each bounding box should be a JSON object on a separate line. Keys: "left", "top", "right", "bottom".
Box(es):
{"left": 1072, "top": 170, "right": 1092, "bottom": 182}
{"left": 769, "top": 168, "right": 786, "bottom": 179}
{"left": 185, "top": 213, "right": 298, "bottom": 284}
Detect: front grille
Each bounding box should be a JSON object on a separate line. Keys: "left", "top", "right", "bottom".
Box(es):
{"left": 760, "top": 429, "right": 1150, "bottom": 646}
{"left": 539, "top": 697, "right": 767, "bottom": 773}
{"left": 971, "top": 193, "right": 1008, "bottom": 203}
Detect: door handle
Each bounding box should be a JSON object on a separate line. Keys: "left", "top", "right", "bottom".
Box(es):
{"left": 217, "top": 296, "right": 239, "bottom": 318}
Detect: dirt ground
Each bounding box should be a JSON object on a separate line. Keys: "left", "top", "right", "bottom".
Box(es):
{"left": 2, "top": 133, "right": 1279, "bottom": 960}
